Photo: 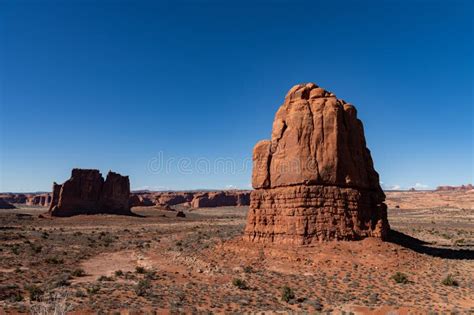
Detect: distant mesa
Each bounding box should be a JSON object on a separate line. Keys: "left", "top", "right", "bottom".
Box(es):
{"left": 129, "top": 190, "right": 250, "bottom": 209}
{"left": 129, "top": 194, "right": 155, "bottom": 208}
{"left": 155, "top": 192, "right": 195, "bottom": 208}
{"left": 0, "top": 193, "right": 52, "bottom": 207}
{"left": 0, "top": 194, "right": 27, "bottom": 204}
{"left": 244, "top": 83, "right": 390, "bottom": 244}
{"left": 191, "top": 191, "right": 250, "bottom": 208}
{"left": 0, "top": 189, "right": 251, "bottom": 211}
{"left": 48, "top": 168, "right": 133, "bottom": 217}
{"left": 436, "top": 184, "right": 473, "bottom": 191}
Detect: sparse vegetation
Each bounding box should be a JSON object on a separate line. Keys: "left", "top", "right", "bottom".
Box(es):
{"left": 135, "top": 279, "right": 151, "bottom": 296}
{"left": 454, "top": 238, "right": 465, "bottom": 246}
{"left": 243, "top": 265, "right": 253, "bottom": 273}
{"left": 0, "top": 196, "right": 471, "bottom": 313}
{"left": 232, "top": 278, "right": 248, "bottom": 290}
{"left": 25, "top": 284, "right": 43, "bottom": 301}
{"left": 45, "top": 256, "right": 64, "bottom": 264}
{"left": 53, "top": 273, "right": 71, "bottom": 287}
{"left": 29, "top": 243, "right": 42, "bottom": 254}
{"left": 145, "top": 270, "right": 157, "bottom": 280}
{"left": 391, "top": 272, "right": 409, "bottom": 284}
{"left": 75, "top": 290, "right": 86, "bottom": 298}
{"left": 97, "top": 275, "right": 114, "bottom": 282}
{"left": 442, "top": 274, "right": 459, "bottom": 287}
{"left": 87, "top": 285, "right": 100, "bottom": 295}
{"left": 281, "top": 286, "right": 295, "bottom": 302}
{"left": 101, "top": 235, "right": 115, "bottom": 247}
{"left": 30, "top": 290, "right": 72, "bottom": 314}
{"left": 10, "top": 292, "right": 23, "bottom": 302}
{"left": 135, "top": 266, "right": 146, "bottom": 274}
{"left": 71, "top": 268, "right": 85, "bottom": 277}
{"left": 11, "top": 245, "right": 20, "bottom": 255}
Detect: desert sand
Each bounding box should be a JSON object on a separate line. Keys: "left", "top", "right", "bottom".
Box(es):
{"left": 0, "top": 189, "right": 473, "bottom": 314}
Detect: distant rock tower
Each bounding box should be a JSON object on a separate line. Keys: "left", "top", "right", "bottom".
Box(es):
{"left": 48, "top": 168, "right": 132, "bottom": 216}
{"left": 244, "top": 83, "right": 390, "bottom": 244}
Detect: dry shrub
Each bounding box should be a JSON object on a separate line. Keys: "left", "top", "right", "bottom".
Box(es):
{"left": 30, "top": 289, "right": 72, "bottom": 315}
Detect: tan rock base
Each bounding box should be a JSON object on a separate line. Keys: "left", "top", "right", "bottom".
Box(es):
{"left": 245, "top": 185, "right": 389, "bottom": 244}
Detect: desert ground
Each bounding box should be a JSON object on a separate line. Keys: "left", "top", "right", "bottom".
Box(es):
{"left": 0, "top": 190, "right": 473, "bottom": 314}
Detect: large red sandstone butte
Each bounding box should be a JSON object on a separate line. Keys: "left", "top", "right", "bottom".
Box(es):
{"left": 48, "top": 169, "right": 132, "bottom": 216}
{"left": 244, "top": 83, "right": 390, "bottom": 244}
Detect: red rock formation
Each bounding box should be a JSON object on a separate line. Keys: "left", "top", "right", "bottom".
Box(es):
{"left": 0, "top": 194, "right": 27, "bottom": 204}
{"left": 50, "top": 183, "right": 61, "bottom": 209}
{"left": 190, "top": 191, "right": 250, "bottom": 208}
{"left": 129, "top": 193, "right": 156, "bottom": 207}
{"left": 128, "top": 190, "right": 250, "bottom": 209}
{"left": 245, "top": 83, "right": 389, "bottom": 244}
{"left": 0, "top": 193, "right": 53, "bottom": 206}
{"left": 436, "top": 184, "right": 473, "bottom": 191}
{"left": 99, "top": 171, "right": 130, "bottom": 212}
{"left": 129, "top": 195, "right": 141, "bottom": 207}
{"left": 235, "top": 191, "right": 251, "bottom": 206}
{"left": 138, "top": 195, "right": 155, "bottom": 206}
{"left": 48, "top": 169, "right": 132, "bottom": 216}
{"left": 0, "top": 198, "right": 16, "bottom": 209}
{"left": 26, "top": 194, "right": 52, "bottom": 207}
{"left": 139, "top": 196, "right": 155, "bottom": 206}
{"left": 155, "top": 192, "right": 194, "bottom": 207}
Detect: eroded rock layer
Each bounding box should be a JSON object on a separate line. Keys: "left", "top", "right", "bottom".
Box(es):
{"left": 245, "top": 83, "right": 389, "bottom": 244}
{"left": 247, "top": 185, "right": 387, "bottom": 243}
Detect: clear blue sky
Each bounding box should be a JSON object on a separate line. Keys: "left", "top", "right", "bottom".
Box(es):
{"left": 1, "top": 0, "right": 472, "bottom": 192}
